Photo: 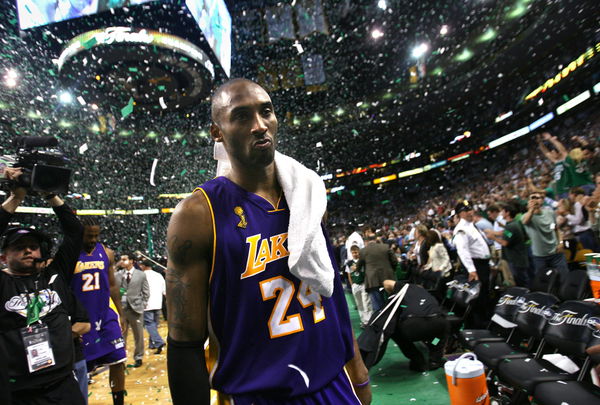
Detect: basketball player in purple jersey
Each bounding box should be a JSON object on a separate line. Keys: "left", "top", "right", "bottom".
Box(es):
{"left": 71, "top": 218, "right": 127, "bottom": 405}
{"left": 166, "top": 79, "right": 371, "bottom": 405}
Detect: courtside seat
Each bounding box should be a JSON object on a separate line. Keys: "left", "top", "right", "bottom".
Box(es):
{"left": 459, "top": 287, "right": 529, "bottom": 350}
{"left": 473, "top": 292, "right": 559, "bottom": 371}
{"left": 531, "top": 268, "right": 558, "bottom": 294}
{"left": 533, "top": 380, "right": 600, "bottom": 404}
{"left": 558, "top": 270, "right": 591, "bottom": 301}
{"left": 497, "top": 301, "right": 600, "bottom": 397}
{"left": 497, "top": 357, "right": 576, "bottom": 392}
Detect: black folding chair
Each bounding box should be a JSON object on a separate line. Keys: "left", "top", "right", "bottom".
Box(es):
{"left": 459, "top": 286, "right": 529, "bottom": 350}
{"left": 496, "top": 300, "right": 600, "bottom": 404}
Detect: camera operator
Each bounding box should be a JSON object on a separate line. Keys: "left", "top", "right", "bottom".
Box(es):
{"left": 0, "top": 168, "right": 84, "bottom": 405}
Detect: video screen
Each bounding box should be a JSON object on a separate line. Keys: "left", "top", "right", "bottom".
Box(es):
{"left": 186, "top": 0, "right": 231, "bottom": 76}
{"left": 16, "top": 0, "right": 155, "bottom": 30}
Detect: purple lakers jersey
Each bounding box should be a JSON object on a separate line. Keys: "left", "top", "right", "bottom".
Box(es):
{"left": 72, "top": 243, "right": 123, "bottom": 360}
{"left": 199, "top": 177, "right": 354, "bottom": 398}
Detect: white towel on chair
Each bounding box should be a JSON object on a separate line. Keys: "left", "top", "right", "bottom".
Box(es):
{"left": 213, "top": 144, "right": 335, "bottom": 297}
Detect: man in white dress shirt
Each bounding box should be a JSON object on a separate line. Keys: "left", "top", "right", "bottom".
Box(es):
{"left": 453, "top": 200, "right": 492, "bottom": 327}
{"left": 140, "top": 259, "right": 166, "bottom": 354}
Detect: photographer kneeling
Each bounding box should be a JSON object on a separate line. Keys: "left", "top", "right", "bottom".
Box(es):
{"left": 382, "top": 279, "right": 450, "bottom": 372}
{"left": 0, "top": 168, "right": 84, "bottom": 405}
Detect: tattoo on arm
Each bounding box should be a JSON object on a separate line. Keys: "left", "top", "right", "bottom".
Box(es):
{"left": 169, "top": 235, "right": 194, "bottom": 266}
{"left": 166, "top": 236, "right": 199, "bottom": 338}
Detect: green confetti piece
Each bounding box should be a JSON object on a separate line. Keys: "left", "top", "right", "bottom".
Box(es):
{"left": 48, "top": 69, "right": 55, "bottom": 76}
{"left": 199, "top": 169, "right": 207, "bottom": 174}
{"left": 95, "top": 338, "right": 101, "bottom": 343}
{"left": 128, "top": 67, "right": 138, "bottom": 72}
{"left": 121, "top": 97, "right": 134, "bottom": 118}
{"left": 432, "top": 338, "right": 440, "bottom": 346}
{"left": 83, "top": 37, "right": 97, "bottom": 50}
{"left": 157, "top": 85, "right": 166, "bottom": 91}
{"left": 180, "top": 169, "right": 187, "bottom": 176}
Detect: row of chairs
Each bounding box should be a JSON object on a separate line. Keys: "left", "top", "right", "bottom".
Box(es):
{"left": 457, "top": 275, "right": 600, "bottom": 404}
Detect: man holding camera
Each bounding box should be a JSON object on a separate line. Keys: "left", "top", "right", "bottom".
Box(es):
{"left": 0, "top": 168, "right": 85, "bottom": 404}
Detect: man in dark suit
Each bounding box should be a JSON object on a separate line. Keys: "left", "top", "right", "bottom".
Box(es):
{"left": 357, "top": 234, "right": 397, "bottom": 312}
{"left": 115, "top": 253, "right": 149, "bottom": 367}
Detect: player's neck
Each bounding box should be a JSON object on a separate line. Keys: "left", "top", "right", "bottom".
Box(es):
{"left": 227, "top": 164, "right": 281, "bottom": 204}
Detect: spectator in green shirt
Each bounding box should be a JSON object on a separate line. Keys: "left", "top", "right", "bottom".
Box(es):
{"left": 521, "top": 191, "right": 569, "bottom": 282}
{"left": 486, "top": 201, "right": 533, "bottom": 287}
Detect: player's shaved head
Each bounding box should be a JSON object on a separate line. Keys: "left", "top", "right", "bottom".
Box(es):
{"left": 210, "top": 78, "right": 267, "bottom": 125}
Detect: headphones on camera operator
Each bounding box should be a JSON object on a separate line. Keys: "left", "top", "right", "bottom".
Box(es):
{"left": 1, "top": 227, "right": 54, "bottom": 264}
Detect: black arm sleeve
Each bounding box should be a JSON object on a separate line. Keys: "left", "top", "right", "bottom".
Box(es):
{"left": 167, "top": 336, "right": 210, "bottom": 405}
{"left": 49, "top": 203, "right": 83, "bottom": 283}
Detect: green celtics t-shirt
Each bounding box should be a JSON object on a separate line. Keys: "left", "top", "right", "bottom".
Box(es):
{"left": 568, "top": 155, "right": 593, "bottom": 187}
{"left": 502, "top": 220, "right": 529, "bottom": 268}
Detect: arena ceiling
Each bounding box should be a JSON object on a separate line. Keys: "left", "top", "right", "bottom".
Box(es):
{"left": 0, "top": 0, "right": 598, "bottom": 198}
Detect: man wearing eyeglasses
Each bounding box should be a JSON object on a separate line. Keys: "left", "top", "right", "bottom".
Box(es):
{"left": 522, "top": 192, "right": 569, "bottom": 282}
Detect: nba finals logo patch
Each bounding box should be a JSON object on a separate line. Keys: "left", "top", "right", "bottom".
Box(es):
{"left": 234, "top": 206, "right": 247, "bottom": 228}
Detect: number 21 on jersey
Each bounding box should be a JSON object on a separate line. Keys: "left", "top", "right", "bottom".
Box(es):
{"left": 81, "top": 272, "right": 101, "bottom": 292}
{"left": 259, "top": 276, "right": 325, "bottom": 339}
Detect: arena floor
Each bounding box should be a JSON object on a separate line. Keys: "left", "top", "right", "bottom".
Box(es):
{"left": 87, "top": 293, "right": 450, "bottom": 404}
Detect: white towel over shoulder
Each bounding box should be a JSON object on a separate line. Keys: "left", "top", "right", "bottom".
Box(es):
{"left": 213, "top": 144, "right": 335, "bottom": 297}
{"left": 274, "top": 152, "right": 334, "bottom": 297}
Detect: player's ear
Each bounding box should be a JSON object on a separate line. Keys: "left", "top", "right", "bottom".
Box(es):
{"left": 211, "top": 123, "right": 223, "bottom": 143}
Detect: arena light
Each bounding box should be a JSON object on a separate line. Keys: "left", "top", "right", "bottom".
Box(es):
{"left": 329, "top": 186, "right": 345, "bottom": 193}
{"left": 528, "top": 112, "right": 555, "bottom": 131}
{"left": 133, "top": 209, "right": 160, "bottom": 215}
{"left": 158, "top": 193, "right": 192, "bottom": 199}
{"left": 398, "top": 167, "right": 423, "bottom": 178}
{"left": 411, "top": 43, "right": 429, "bottom": 59}
{"left": 371, "top": 29, "right": 384, "bottom": 39}
{"left": 495, "top": 111, "right": 513, "bottom": 123}
{"left": 440, "top": 25, "right": 449, "bottom": 36}
{"left": 15, "top": 207, "right": 53, "bottom": 214}
{"left": 477, "top": 28, "right": 496, "bottom": 43}
{"left": 507, "top": 4, "right": 527, "bottom": 19}
{"left": 161, "top": 208, "right": 175, "bottom": 213}
{"left": 377, "top": 0, "right": 387, "bottom": 10}
{"left": 448, "top": 151, "right": 473, "bottom": 162}
{"left": 373, "top": 174, "right": 397, "bottom": 184}
{"left": 488, "top": 126, "right": 530, "bottom": 149}
{"left": 320, "top": 173, "right": 333, "bottom": 181}
{"left": 58, "top": 91, "right": 73, "bottom": 104}
{"left": 556, "top": 90, "right": 591, "bottom": 115}
{"left": 454, "top": 48, "right": 473, "bottom": 62}
{"left": 4, "top": 69, "right": 18, "bottom": 87}
{"left": 77, "top": 209, "right": 107, "bottom": 215}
